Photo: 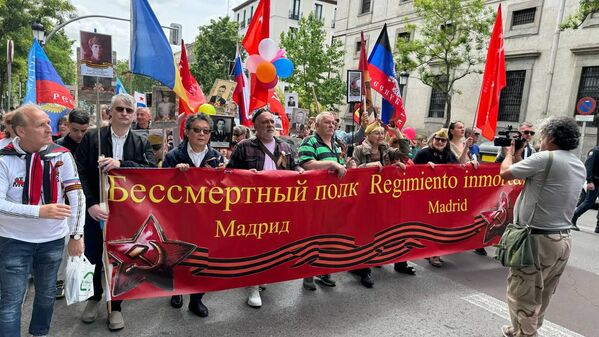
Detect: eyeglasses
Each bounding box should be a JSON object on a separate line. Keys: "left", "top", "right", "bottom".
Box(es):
{"left": 522, "top": 130, "right": 535, "bottom": 136}
{"left": 233, "top": 132, "right": 243, "bottom": 137}
{"left": 474, "top": 133, "right": 480, "bottom": 136}
{"left": 433, "top": 137, "right": 448, "bottom": 143}
{"left": 190, "top": 127, "right": 211, "bottom": 134}
{"left": 114, "top": 106, "right": 135, "bottom": 114}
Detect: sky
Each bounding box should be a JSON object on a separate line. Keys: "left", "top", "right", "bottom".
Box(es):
{"left": 65, "top": 0, "right": 246, "bottom": 61}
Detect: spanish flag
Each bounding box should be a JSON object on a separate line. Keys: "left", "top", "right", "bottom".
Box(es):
{"left": 130, "top": 0, "right": 195, "bottom": 109}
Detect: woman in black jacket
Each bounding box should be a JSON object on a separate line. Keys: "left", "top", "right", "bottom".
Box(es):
{"left": 163, "top": 113, "right": 223, "bottom": 318}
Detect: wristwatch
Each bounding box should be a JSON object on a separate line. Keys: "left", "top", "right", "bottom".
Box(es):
{"left": 70, "top": 234, "right": 83, "bottom": 240}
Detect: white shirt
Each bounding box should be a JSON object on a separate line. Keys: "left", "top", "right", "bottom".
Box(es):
{"left": 262, "top": 139, "right": 277, "bottom": 171}
{"left": 0, "top": 138, "right": 86, "bottom": 243}
{"left": 187, "top": 143, "right": 208, "bottom": 167}
{"left": 510, "top": 150, "right": 585, "bottom": 230}
{"left": 111, "top": 128, "right": 129, "bottom": 160}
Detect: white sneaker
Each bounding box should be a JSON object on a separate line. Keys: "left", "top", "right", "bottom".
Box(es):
{"left": 247, "top": 286, "right": 262, "bottom": 308}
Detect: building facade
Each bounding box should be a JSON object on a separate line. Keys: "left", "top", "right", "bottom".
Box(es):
{"left": 233, "top": 0, "right": 338, "bottom": 45}
{"left": 334, "top": 0, "right": 599, "bottom": 154}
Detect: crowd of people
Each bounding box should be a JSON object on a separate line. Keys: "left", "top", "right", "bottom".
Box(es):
{"left": 0, "top": 93, "right": 588, "bottom": 337}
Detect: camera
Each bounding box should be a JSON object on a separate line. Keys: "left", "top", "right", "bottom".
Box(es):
{"left": 493, "top": 125, "right": 524, "bottom": 149}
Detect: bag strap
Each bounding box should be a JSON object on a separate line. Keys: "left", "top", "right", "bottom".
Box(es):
{"left": 514, "top": 152, "right": 553, "bottom": 227}
{"left": 257, "top": 139, "right": 280, "bottom": 168}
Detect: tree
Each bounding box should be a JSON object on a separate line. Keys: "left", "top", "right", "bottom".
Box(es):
{"left": 191, "top": 16, "right": 241, "bottom": 91}
{"left": 280, "top": 13, "right": 345, "bottom": 114}
{"left": 561, "top": 0, "right": 599, "bottom": 29}
{"left": 395, "top": 0, "right": 494, "bottom": 127}
{"left": 0, "top": 0, "right": 76, "bottom": 107}
{"left": 114, "top": 60, "right": 158, "bottom": 94}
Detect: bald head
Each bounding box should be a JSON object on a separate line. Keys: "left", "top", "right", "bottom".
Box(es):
{"left": 12, "top": 105, "right": 43, "bottom": 137}
{"left": 12, "top": 105, "right": 52, "bottom": 152}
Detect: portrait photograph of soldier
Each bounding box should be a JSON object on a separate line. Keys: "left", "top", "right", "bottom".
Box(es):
{"left": 80, "top": 31, "right": 112, "bottom": 66}
{"left": 208, "top": 80, "right": 237, "bottom": 112}
{"left": 284, "top": 92, "right": 298, "bottom": 115}
{"left": 347, "top": 70, "right": 362, "bottom": 103}
{"left": 152, "top": 87, "right": 177, "bottom": 125}
{"left": 209, "top": 115, "right": 234, "bottom": 148}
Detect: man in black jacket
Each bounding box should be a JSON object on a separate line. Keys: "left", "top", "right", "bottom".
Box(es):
{"left": 571, "top": 145, "right": 599, "bottom": 232}
{"left": 56, "top": 109, "right": 90, "bottom": 154}
{"left": 75, "top": 93, "right": 156, "bottom": 331}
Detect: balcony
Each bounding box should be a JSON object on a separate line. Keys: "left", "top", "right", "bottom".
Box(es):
{"left": 289, "top": 10, "right": 301, "bottom": 20}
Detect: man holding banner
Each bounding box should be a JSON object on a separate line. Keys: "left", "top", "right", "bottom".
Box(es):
{"left": 227, "top": 108, "right": 302, "bottom": 307}
{"left": 75, "top": 93, "right": 155, "bottom": 331}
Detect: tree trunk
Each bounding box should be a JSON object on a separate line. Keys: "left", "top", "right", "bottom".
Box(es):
{"left": 444, "top": 93, "right": 452, "bottom": 128}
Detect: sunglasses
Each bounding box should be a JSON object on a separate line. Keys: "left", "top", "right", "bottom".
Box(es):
{"left": 114, "top": 106, "right": 135, "bottom": 114}
{"left": 522, "top": 130, "right": 535, "bottom": 136}
{"left": 233, "top": 132, "right": 243, "bottom": 137}
{"left": 190, "top": 127, "right": 211, "bottom": 134}
{"left": 434, "top": 137, "right": 448, "bottom": 143}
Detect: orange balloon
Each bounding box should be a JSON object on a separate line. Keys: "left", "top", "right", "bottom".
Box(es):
{"left": 256, "top": 61, "right": 277, "bottom": 83}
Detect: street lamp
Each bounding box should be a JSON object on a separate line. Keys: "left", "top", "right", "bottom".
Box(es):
{"left": 31, "top": 21, "right": 45, "bottom": 44}
{"left": 399, "top": 70, "right": 409, "bottom": 102}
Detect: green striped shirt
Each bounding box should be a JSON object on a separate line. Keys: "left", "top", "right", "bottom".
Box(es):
{"left": 298, "top": 134, "right": 345, "bottom": 165}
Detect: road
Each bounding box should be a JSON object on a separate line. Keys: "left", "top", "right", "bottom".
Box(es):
{"left": 21, "top": 210, "right": 599, "bottom": 337}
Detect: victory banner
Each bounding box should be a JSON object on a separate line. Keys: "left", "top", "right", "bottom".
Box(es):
{"left": 105, "top": 165, "right": 522, "bottom": 300}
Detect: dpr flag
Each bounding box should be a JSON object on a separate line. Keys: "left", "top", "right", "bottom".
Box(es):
{"left": 367, "top": 24, "right": 406, "bottom": 127}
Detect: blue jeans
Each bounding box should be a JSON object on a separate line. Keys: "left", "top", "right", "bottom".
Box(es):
{"left": 571, "top": 186, "right": 599, "bottom": 225}
{"left": 0, "top": 236, "right": 65, "bottom": 337}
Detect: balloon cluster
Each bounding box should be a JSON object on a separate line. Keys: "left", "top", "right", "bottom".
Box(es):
{"left": 246, "top": 38, "right": 294, "bottom": 90}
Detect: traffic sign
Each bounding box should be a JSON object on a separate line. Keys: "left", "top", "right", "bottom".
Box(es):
{"left": 575, "top": 115, "right": 594, "bottom": 122}
{"left": 577, "top": 97, "right": 596, "bottom": 115}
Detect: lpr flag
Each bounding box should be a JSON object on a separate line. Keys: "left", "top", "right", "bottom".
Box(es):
{"left": 475, "top": 5, "right": 506, "bottom": 141}
{"left": 367, "top": 24, "right": 406, "bottom": 128}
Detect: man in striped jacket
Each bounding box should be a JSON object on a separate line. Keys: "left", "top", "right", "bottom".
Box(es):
{"left": 0, "top": 105, "right": 85, "bottom": 337}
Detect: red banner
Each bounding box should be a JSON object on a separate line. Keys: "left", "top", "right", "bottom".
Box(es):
{"left": 105, "top": 165, "right": 522, "bottom": 300}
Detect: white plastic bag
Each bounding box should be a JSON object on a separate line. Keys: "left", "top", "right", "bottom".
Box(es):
{"left": 65, "top": 255, "right": 95, "bottom": 306}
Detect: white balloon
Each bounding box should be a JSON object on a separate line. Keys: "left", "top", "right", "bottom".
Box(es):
{"left": 258, "top": 38, "right": 279, "bottom": 61}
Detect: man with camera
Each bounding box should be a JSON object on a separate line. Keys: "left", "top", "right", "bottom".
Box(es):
{"left": 498, "top": 116, "right": 585, "bottom": 337}
{"left": 495, "top": 122, "right": 536, "bottom": 162}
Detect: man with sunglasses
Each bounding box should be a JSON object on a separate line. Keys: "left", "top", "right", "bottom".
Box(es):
{"left": 75, "top": 93, "right": 156, "bottom": 331}
{"left": 496, "top": 122, "right": 536, "bottom": 162}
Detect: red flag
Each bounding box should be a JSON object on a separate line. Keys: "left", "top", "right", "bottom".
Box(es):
{"left": 242, "top": 0, "right": 270, "bottom": 55}
{"left": 249, "top": 74, "right": 270, "bottom": 112}
{"left": 475, "top": 5, "right": 506, "bottom": 141}
{"left": 178, "top": 40, "right": 205, "bottom": 114}
{"left": 358, "top": 32, "right": 372, "bottom": 113}
{"left": 268, "top": 91, "right": 289, "bottom": 136}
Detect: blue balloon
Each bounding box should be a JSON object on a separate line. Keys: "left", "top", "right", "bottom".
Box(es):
{"left": 274, "top": 58, "right": 294, "bottom": 79}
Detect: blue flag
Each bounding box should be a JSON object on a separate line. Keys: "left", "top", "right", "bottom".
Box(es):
{"left": 115, "top": 78, "right": 127, "bottom": 94}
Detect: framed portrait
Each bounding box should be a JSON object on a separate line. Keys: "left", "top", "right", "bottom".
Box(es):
{"left": 80, "top": 31, "right": 112, "bottom": 66}
{"left": 208, "top": 79, "right": 237, "bottom": 113}
{"left": 284, "top": 92, "right": 298, "bottom": 115}
{"left": 347, "top": 70, "right": 362, "bottom": 103}
{"left": 291, "top": 108, "right": 308, "bottom": 127}
{"left": 209, "top": 115, "right": 234, "bottom": 148}
{"left": 81, "top": 76, "right": 114, "bottom": 93}
{"left": 152, "top": 86, "right": 178, "bottom": 127}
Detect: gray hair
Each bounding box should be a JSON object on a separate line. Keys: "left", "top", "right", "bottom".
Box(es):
{"left": 519, "top": 122, "right": 534, "bottom": 129}
{"left": 539, "top": 116, "right": 580, "bottom": 150}
{"left": 136, "top": 107, "right": 151, "bottom": 116}
{"left": 185, "top": 113, "right": 213, "bottom": 130}
{"left": 110, "top": 93, "right": 135, "bottom": 108}
{"left": 315, "top": 111, "right": 335, "bottom": 124}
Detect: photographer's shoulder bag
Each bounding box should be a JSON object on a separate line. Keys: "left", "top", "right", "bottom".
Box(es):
{"left": 494, "top": 152, "right": 553, "bottom": 268}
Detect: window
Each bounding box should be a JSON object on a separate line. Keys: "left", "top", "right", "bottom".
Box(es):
{"left": 356, "top": 41, "right": 362, "bottom": 53}
{"left": 250, "top": 6, "right": 254, "bottom": 20}
{"left": 315, "top": 4, "right": 323, "bottom": 20}
{"left": 360, "top": 0, "right": 371, "bottom": 14}
{"left": 237, "top": 13, "right": 240, "bottom": 23}
{"left": 242, "top": 10, "right": 246, "bottom": 28}
{"left": 290, "top": 0, "right": 301, "bottom": 20}
{"left": 332, "top": 8, "right": 337, "bottom": 28}
{"left": 498, "top": 70, "right": 526, "bottom": 122}
{"left": 397, "top": 32, "right": 411, "bottom": 43}
{"left": 512, "top": 8, "right": 536, "bottom": 27}
{"left": 575, "top": 66, "right": 599, "bottom": 125}
{"left": 428, "top": 76, "right": 448, "bottom": 118}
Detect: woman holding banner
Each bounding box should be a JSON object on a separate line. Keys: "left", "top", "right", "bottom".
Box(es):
{"left": 162, "top": 113, "right": 224, "bottom": 318}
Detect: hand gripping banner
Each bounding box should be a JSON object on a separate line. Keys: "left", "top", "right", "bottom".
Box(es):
{"left": 105, "top": 165, "right": 522, "bottom": 300}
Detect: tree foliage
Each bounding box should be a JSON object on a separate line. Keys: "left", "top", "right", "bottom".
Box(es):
{"left": 114, "top": 60, "right": 158, "bottom": 94}
{"left": 0, "top": 0, "right": 76, "bottom": 107}
{"left": 561, "top": 0, "right": 599, "bottom": 30}
{"left": 280, "top": 13, "right": 345, "bottom": 114}
{"left": 395, "top": 0, "right": 494, "bottom": 127}
{"left": 191, "top": 16, "right": 241, "bottom": 92}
